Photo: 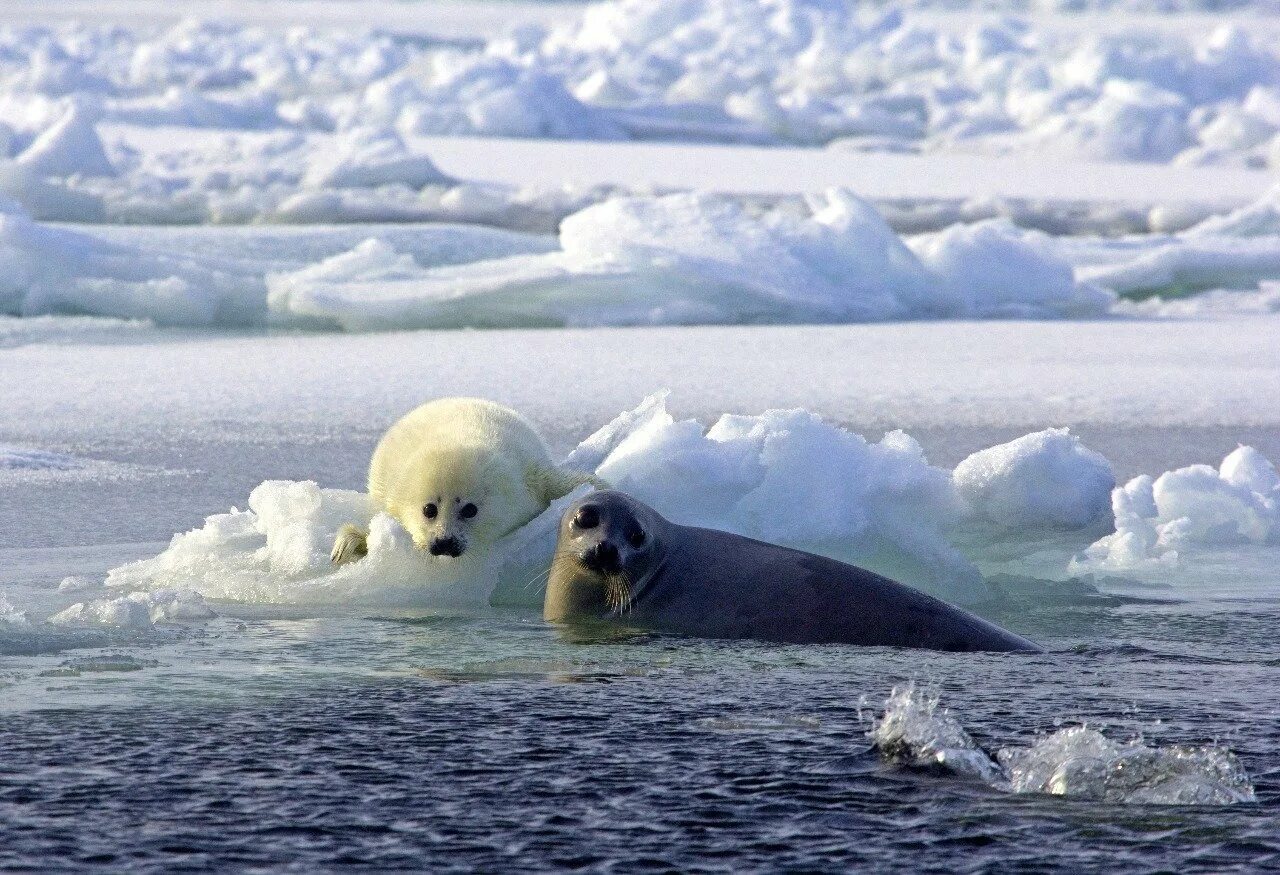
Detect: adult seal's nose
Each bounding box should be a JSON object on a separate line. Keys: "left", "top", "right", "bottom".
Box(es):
{"left": 581, "top": 541, "right": 620, "bottom": 573}
{"left": 429, "top": 536, "right": 464, "bottom": 557}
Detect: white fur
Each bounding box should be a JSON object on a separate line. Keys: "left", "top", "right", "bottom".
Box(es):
{"left": 333, "top": 397, "right": 591, "bottom": 565}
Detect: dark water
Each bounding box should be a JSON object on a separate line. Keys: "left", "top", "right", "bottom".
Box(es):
{"left": 2, "top": 599, "right": 1280, "bottom": 872}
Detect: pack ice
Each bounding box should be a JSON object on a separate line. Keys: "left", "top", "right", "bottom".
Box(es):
{"left": 1, "top": 0, "right": 1279, "bottom": 164}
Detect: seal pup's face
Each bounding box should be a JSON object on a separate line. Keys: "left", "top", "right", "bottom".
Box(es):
{"left": 389, "top": 444, "right": 543, "bottom": 560}
{"left": 544, "top": 491, "right": 664, "bottom": 622}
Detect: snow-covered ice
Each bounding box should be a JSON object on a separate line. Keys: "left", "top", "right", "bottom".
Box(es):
{"left": 95, "top": 394, "right": 1279, "bottom": 610}
{"left": 953, "top": 428, "right": 1114, "bottom": 529}
{"left": 265, "top": 191, "right": 1112, "bottom": 330}
{"left": 1075, "top": 445, "right": 1280, "bottom": 571}
{"left": 1, "top": 0, "right": 1279, "bottom": 163}
{"left": 0, "top": 0, "right": 1277, "bottom": 235}
{"left": 104, "top": 394, "right": 988, "bottom": 605}
{"left": 5, "top": 187, "right": 1280, "bottom": 329}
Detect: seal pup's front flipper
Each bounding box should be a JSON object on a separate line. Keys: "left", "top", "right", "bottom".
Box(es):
{"left": 330, "top": 523, "right": 369, "bottom": 565}
{"left": 525, "top": 464, "right": 609, "bottom": 505}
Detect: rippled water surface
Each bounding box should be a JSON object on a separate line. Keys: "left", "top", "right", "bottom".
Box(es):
{"left": 3, "top": 591, "right": 1280, "bottom": 871}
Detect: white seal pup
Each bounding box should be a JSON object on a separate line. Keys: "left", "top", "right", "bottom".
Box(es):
{"left": 545, "top": 491, "right": 1041, "bottom": 652}
{"left": 331, "top": 398, "right": 597, "bottom": 566}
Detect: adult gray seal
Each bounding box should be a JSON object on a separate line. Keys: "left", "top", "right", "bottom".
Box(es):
{"left": 545, "top": 491, "right": 1040, "bottom": 653}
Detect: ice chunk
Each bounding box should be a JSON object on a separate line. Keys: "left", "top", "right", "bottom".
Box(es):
{"left": 954, "top": 428, "right": 1114, "bottom": 529}
{"left": 910, "top": 221, "right": 1113, "bottom": 318}
{"left": 266, "top": 191, "right": 1112, "bottom": 330}
{"left": 1112, "top": 284, "right": 1280, "bottom": 318}
{"left": 49, "top": 589, "right": 214, "bottom": 628}
{"left": 1076, "top": 446, "right": 1279, "bottom": 570}
{"left": 0, "top": 212, "right": 265, "bottom": 324}
{"left": 1187, "top": 186, "right": 1280, "bottom": 238}
{"left": 15, "top": 103, "right": 116, "bottom": 179}
{"left": 302, "top": 127, "right": 452, "bottom": 189}
{"left": 1079, "top": 233, "right": 1280, "bottom": 300}
{"left": 594, "top": 399, "right": 985, "bottom": 600}
{"left": 395, "top": 55, "right": 624, "bottom": 140}
{"left": 105, "top": 480, "right": 507, "bottom": 607}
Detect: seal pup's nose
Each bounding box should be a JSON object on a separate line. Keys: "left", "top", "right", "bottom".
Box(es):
{"left": 429, "top": 535, "right": 464, "bottom": 557}
{"left": 581, "top": 541, "right": 621, "bottom": 573}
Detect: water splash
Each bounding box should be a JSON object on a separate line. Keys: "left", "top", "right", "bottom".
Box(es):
{"left": 868, "top": 686, "right": 1003, "bottom": 782}
{"left": 870, "top": 685, "right": 1255, "bottom": 806}
{"left": 998, "top": 726, "right": 1256, "bottom": 805}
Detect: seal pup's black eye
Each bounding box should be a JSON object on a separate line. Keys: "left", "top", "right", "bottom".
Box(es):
{"left": 460, "top": 503, "right": 478, "bottom": 520}
{"left": 424, "top": 503, "right": 438, "bottom": 519}
{"left": 573, "top": 505, "right": 600, "bottom": 529}
{"left": 627, "top": 526, "right": 646, "bottom": 548}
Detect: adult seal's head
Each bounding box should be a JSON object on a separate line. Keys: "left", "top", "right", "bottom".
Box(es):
{"left": 544, "top": 491, "right": 667, "bottom": 622}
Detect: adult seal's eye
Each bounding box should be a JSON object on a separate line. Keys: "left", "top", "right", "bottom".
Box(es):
{"left": 573, "top": 505, "right": 600, "bottom": 529}
{"left": 460, "top": 503, "right": 478, "bottom": 519}
{"left": 424, "top": 503, "right": 438, "bottom": 519}
{"left": 627, "top": 526, "right": 646, "bottom": 547}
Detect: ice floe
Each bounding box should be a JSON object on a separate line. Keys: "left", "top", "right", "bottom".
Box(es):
{"left": 0, "top": 209, "right": 552, "bottom": 326}
{"left": 103, "top": 395, "right": 982, "bottom": 606}
{"left": 871, "top": 685, "right": 1257, "bottom": 805}
{"left": 4, "top": 180, "right": 1280, "bottom": 329}
{"left": 103, "top": 478, "right": 528, "bottom": 606}
{"left": 0, "top": 586, "right": 211, "bottom": 656}
{"left": 96, "top": 389, "right": 1280, "bottom": 612}
{"left": 50, "top": 588, "right": 214, "bottom": 628}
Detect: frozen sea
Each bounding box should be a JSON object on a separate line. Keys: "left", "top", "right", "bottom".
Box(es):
{"left": 3, "top": 0, "right": 1280, "bottom": 871}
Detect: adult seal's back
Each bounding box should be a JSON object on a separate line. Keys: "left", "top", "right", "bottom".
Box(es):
{"left": 545, "top": 491, "right": 1040, "bottom": 653}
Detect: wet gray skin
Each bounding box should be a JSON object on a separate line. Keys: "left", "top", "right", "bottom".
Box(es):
{"left": 545, "top": 490, "right": 1041, "bottom": 653}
